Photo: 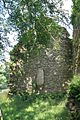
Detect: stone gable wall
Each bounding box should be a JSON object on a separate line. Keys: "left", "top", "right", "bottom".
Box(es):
{"left": 9, "top": 30, "right": 72, "bottom": 94}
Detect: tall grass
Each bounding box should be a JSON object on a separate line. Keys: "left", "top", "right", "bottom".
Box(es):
{"left": 0, "top": 92, "right": 71, "bottom": 120}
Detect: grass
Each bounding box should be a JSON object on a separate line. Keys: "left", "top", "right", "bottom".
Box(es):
{"left": 0, "top": 92, "right": 71, "bottom": 120}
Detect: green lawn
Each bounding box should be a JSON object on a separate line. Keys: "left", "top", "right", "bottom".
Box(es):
{"left": 0, "top": 92, "right": 71, "bottom": 120}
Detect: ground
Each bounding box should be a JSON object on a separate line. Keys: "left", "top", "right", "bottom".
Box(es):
{"left": 0, "top": 91, "right": 71, "bottom": 120}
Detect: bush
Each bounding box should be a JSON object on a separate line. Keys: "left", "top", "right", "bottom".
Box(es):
{"left": 67, "top": 75, "right": 80, "bottom": 120}
{"left": 69, "top": 75, "right": 80, "bottom": 101}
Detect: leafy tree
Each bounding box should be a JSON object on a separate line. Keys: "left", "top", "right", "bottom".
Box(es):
{"left": 2, "top": 0, "right": 69, "bottom": 56}
{"left": 71, "top": 0, "right": 80, "bottom": 74}
{"left": 0, "top": 0, "right": 11, "bottom": 62}
{"left": 1, "top": 0, "right": 71, "bottom": 94}
{"left": 71, "top": 0, "right": 80, "bottom": 26}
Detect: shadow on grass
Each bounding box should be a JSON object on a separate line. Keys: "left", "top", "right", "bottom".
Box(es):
{"left": 0, "top": 93, "right": 70, "bottom": 120}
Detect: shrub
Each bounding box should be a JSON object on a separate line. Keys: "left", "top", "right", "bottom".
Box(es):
{"left": 67, "top": 75, "right": 80, "bottom": 120}
{"left": 69, "top": 75, "right": 80, "bottom": 101}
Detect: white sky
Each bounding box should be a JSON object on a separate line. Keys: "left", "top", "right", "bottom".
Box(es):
{"left": 62, "top": 0, "right": 73, "bottom": 38}
{"left": 63, "top": 0, "right": 73, "bottom": 15}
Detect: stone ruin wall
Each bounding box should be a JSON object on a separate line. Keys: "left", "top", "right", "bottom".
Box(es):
{"left": 9, "top": 30, "right": 73, "bottom": 94}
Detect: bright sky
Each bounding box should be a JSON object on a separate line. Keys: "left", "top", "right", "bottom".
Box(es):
{"left": 63, "top": 0, "right": 73, "bottom": 15}
{"left": 62, "top": 0, "right": 73, "bottom": 38}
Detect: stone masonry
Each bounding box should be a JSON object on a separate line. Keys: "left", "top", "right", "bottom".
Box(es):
{"left": 9, "top": 28, "right": 72, "bottom": 94}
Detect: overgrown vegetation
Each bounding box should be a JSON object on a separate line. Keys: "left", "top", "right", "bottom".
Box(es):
{"left": 67, "top": 75, "right": 80, "bottom": 120}
{"left": 66, "top": 0, "right": 80, "bottom": 119}
{"left": 1, "top": 0, "right": 80, "bottom": 119}
{"left": 0, "top": 62, "right": 9, "bottom": 91}
{"left": 0, "top": 92, "right": 71, "bottom": 120}
{"left": 69, "top": 75, "right": 80, "bottom": 100}
{"left": 71, "top": 0, "right": 80, "bottom": 26}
